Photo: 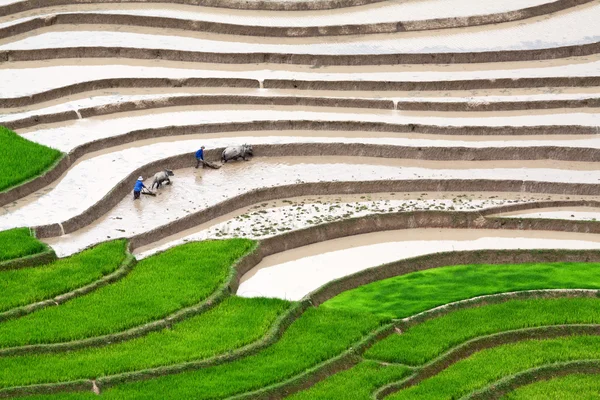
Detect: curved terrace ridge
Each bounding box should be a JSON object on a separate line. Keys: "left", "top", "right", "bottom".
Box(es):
{"left": 375, "top": 325, "right": 600, "bottom": 398}
{"left": 18, "top": 145, "right": 598, "bottom": 238}
{"left": 3, "top": 40, "right": 600, "bottom": 65}
{"left": 5, "top": 94, "right": 600, "bottom": 131}
{"left": 18, "top": 150, "right": 600, "bottom": 239}
{"left": 470, "top": 361, "right": 600, "bottom": 399}
{"left": 0, "top": 252, "right": 135, "bottom": 322}
{"left": 0, "top": 0, "right": 421, "bottom": 14}
{"left": 6, "top": 255, "right": 600, "bottom": 397}
{"left": 0, "top": 240, "right": 258, "bottom": 357}
{"left": 3, "top": 76, "right": 600, "bottom": 110}
{"left": 373, "top": 338, "right": 600, "bottom": 400}
{"left": 3, "top": 129, "right": 599, "bottom": 208}
{"left": 0, "top": 243, "right": 55, "bottom": 271}
{"left": 0, "top": 0, "right": 591, "bottom": 39}
{"left": 2, "top": 0, "right": 599, "bottom": 396}
{"left": 4, "top": 231, "right": 600, "bottom": 396}
{"left": 5, "top": 210, "right": 600, "bottom": 356}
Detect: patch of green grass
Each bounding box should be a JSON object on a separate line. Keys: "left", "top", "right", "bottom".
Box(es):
{"left": 51, "top": 308, "right": 383, "bottom": 400}
{"left": 16, "top": 259, "right": 600, "bottom": 399}
{"left": 289, "top": 360, "right": 413, "bottom": 400}
{"left": 366, "top": 297, "right": 600, "bottom": 365}
{"left": 0, "top": 228, "right": 47, "bottom": 262}
{"left": 0, "top": 240, "right": 126, "bottom": 312}
{"left": 0, "top": 296, "right": 290, "bottom": 389}
{"left": 389, "top": 336, "right": 600, "bottom": 400}
{"left": 502, "top": 374, "right": 600, "bottom": 399}
{"left": 0, "top": 239, "right": 254, "bottom": 347}
{"left": 17, "top": 395, "right": 87, "bottom": 400}
{"left": 0, "top": 126, "right": 62, "bottom": 192}
{"left": 322, "top": 262, "right": 600, "bottom": 319}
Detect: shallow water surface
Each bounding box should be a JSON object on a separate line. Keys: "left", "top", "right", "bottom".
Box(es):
{"left": 238, "top": 228, "right": 600, "bottom": 300}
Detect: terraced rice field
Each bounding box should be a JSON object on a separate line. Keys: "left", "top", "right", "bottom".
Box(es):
{"left": 2, "top": 0, "right": 600, "bottom": 398}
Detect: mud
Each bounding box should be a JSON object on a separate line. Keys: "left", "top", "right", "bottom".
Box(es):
{"left": 31, "top": 148, "right": 600, "bottom": 255}
{"left": 0, "top": 0, "right": 441, "bottom": 13}
{"left": 129, "top": 191, "right": 570, "bottom": 259}
{"left": 0, "top": 140, "right": 596, "bottom": 231}
{"left": 2, "top": 2, "right": 599, "bottom": 52}
{"left": 3, "top": 32, "right": 600, "bottom": 65}
{"left": 4, "top": 86, "right": 600, "bottom": 115}
{"left": 0, "top": 0, "right": 558, "bottom": 28}
{"left": 4, "top": 152, "right": 597, "bottom": 224}
{"left": 16, "top": 107, "right": 600, "bottom": 152}
{"left": 494, "top": 206, "right": 600, "bottom": 221}
{"left": 3, "top": 57, "right": 600, "bottom": 103}
{"left": 237, "top": 228, "right": 600, "bottom": 300}
{"left": 3, "top": 130, "right": 600, "bottom": 217}
{"left": 5, "top": 90, "right": 600, "bottom": 130}
{"left": 0, "top": 0, "right": 583, "bottom": 38}
{"left": 3, "top": 208, "right": 600, "bottom": 396}
{"left": 4, "top": 52, "right": 599, "bottom": 75}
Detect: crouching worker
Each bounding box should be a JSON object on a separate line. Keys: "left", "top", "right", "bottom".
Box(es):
{"left": 195, "top": 146, "right": 206, "bottom": 169}
{"left": 133, "top": 176, "right": 146, "bottom": 200}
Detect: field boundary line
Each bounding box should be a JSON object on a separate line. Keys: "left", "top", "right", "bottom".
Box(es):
{"left": 0, "top": 253, "right": 135, "bottom": 323}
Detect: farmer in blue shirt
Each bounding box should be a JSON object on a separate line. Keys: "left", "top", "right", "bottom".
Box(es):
{"left": 133, "top": 176, "right": 146, "bottom": 200}
{"left": 195, "top": 146, "right": 205, "bottom": 169}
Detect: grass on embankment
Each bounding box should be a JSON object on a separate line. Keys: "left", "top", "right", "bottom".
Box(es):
{"left": 502, "top": 374, "right": 600, "bottom": 400}
{"left": 290, "top": 297, "right": 600, "bottom": 399}
{"left": 16, "top": 260, "right": 600, "bottom": 398}
{"left": 27, "top": 308, "right": 384, "bottom": 400}
{"left": 0, "top": 239, "right": 254, "bottom": 348}
{"left": 289, "top": 360, "right": 413, "bottom": 400}
{"left": 0, "top": 240, "right": 126, "bottom": 312}
{"left": 322, "top": 261, "right": 600, "bottom": 319}
{"left": 366, "top": 297, "right": 600, "bottom": 365}
{"left": 0, "top": 296, "right": 290, "bottom": 389}
{"left": 0, "top": 228, "right": 47, "bottom": 262}
{"left": 388, "top": 335, "right": 600, "bottom": 400}
{"left": 0, "top": 126, "right": 62, "bottom": 192}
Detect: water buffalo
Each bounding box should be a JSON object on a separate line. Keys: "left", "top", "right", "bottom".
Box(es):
{"left": 221, "top": 144, "right": 253, "bottom": 163}
{"left": 151, "top": 169, "right": 174, "bottom": 189}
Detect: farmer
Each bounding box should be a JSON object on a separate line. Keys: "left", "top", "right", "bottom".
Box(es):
{"left": 133, "top": 176, "right": 146, "bottom": 200}
{"left": 195, "top": 146, "right": 206, "bottom": 169}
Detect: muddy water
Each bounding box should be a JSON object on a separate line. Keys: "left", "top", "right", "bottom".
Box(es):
{"left": 4, "top": 86, "right": 600, "bottom": 119}
{"left": 67, "top": 131, "right": 600, "bottom": 153}
{"left": 493, "top": 206, "right": 600, "bottom": 221}
{"left": 1, "top": 3, "right": 598, "bottom": 52}
{"left": 12, "top": 129, "right": 600, "bottom": 209}
{"left": 3, "top": 52, "right": 600, "bottom": 75}
{"left": 3, "top": 147, "right": 600, "bottom": 226}
{"left": 4, "top": 133, "right": 600, "bottom": 224}
{"left": 132, "top": 191, "right": 586, "bottom": 260}
{"left": 237, "top": 228, "right": 600, "bottom": 300}
{"left": 5, "top": 56, "right": 600, "bottom": 99}
{"left": 35, "top": 156, "right": 600, "bottom": 257}
{"left": 0, "top": 0, "right": 553, "bottom": 28}
{"left": 3, "top": 140, "right": 600, "bottom": 230}
{"left": 16, "top": 107, "right": 600, "bottom": 152}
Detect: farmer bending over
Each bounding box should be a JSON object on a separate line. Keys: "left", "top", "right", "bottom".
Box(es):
{"left": 195, "top": 146, "right": 206, "bottom": 169}
{"left": 133, "top": 176, "right": 146, "bottom": 200}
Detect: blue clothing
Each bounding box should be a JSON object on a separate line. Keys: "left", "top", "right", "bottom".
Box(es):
{"left": 134, "top": 180, "right": 146, "bottom": 192}
{"left": 195, "top": 148, "right": 204, "bottom": 160}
